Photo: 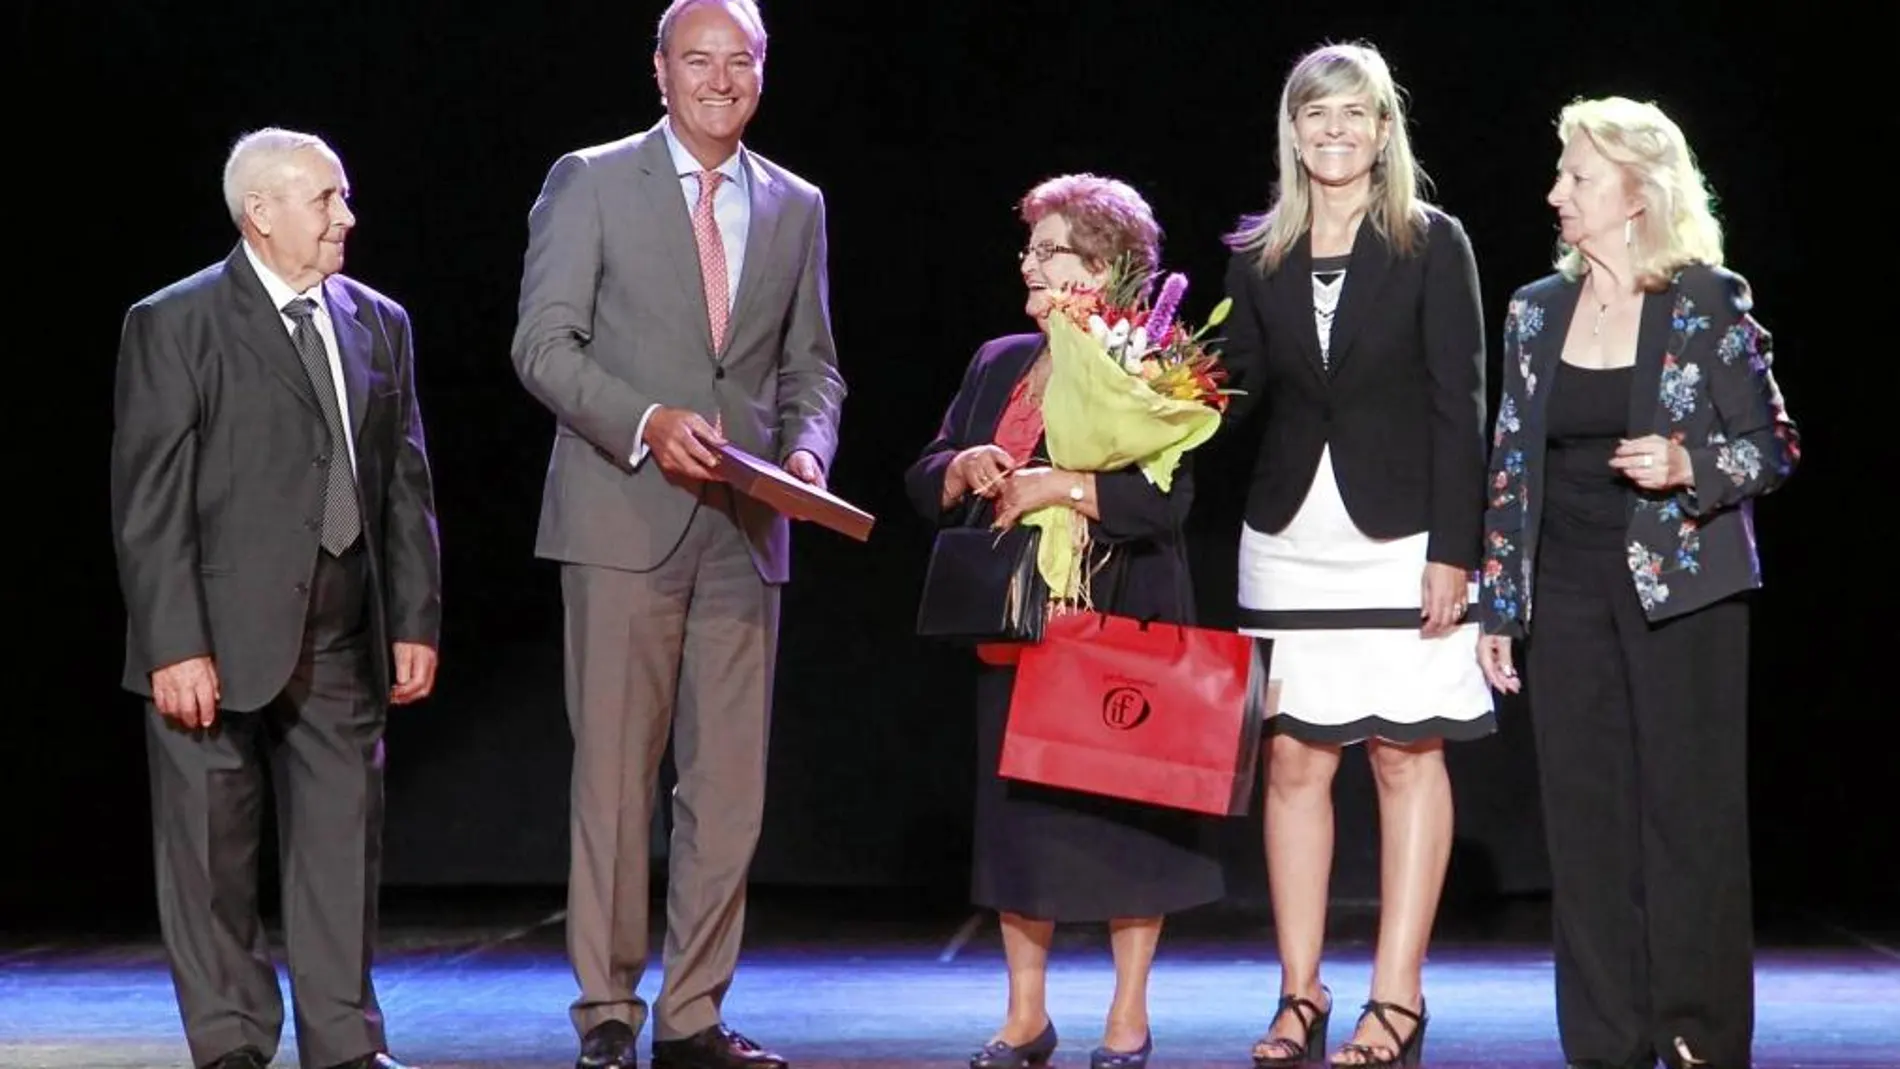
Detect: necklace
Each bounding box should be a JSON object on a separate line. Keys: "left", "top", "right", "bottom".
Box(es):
{"left": 1591, "top": 300, "right": 1610, "bottom": 337}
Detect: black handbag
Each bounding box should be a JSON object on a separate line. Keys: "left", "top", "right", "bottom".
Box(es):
{"left": 915, "top": 506, "right": 1048, "bottom": 643}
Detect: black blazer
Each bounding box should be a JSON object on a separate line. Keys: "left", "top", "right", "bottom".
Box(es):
{"left": 1221, "top": 208, "right": 1488, "bottom": 569}
{"left": 1480, "top": 265, "right": 1800, "bottom": 634}
{"left": 905, "top": 333, "right": 1197, "bottom": 625}
{"left": 110, "top": 246, "right": 442, "bottom": 711}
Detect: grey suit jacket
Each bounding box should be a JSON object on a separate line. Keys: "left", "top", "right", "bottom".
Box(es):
{"left": 110, "top": 247, "right": 443, "bottom": 710}
{"left": 511, "top": 121, "right": 845, "bottom": 583}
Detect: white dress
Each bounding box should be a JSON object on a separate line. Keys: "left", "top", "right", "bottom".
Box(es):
{"left": 1236, "top": 256, "right": 1495, "bottom": 745}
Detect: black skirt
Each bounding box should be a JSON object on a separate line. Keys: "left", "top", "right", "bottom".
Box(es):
{"left": 969, "top": 663, "right": 1226, "bottom": 921}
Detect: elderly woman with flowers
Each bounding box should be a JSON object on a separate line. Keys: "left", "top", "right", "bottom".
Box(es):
{"left": 904, "top": 173, "right": 1224, "bottom": 1069}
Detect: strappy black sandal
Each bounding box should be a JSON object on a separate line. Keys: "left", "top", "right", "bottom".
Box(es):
{"left": 1330, "top": 998, "right": 1427, "bottom": 1068}
{"left": 1252, "top": 985, "right": 1332, "bottom": 1067}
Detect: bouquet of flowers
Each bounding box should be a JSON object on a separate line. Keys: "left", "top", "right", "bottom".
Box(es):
{"left": 1024, "top": 254, "right": 1237, "bottom": 607}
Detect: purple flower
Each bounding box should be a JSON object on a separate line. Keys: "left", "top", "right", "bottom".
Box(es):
{"left": 1145, "top": 272, "right": 1187, "bottom": 347}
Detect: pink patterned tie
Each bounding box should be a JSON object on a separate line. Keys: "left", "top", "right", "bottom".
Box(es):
{"left": 690, "top": 170, "right": 729, "bottom": 351}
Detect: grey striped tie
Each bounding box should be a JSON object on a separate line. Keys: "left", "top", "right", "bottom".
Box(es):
{"left": 282, "top": 298, "right": 362, "bottom": 555}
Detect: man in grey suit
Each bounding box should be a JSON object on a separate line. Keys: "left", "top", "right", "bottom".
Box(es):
{"left": 509, "top": 2, "right": 844, "bottom": 1068}
{"left": 110, "top": 128, "right": 440, "bottom": 1069}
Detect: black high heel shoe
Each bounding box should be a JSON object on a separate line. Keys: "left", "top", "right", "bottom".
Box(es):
{"left": 1090, "top": 1031, "right": 1153, "bottom": 1069}
{"left": 1331, "top": 999, "right": 1427, "bottom": 1068}
{"left": 1253, "top": 985, "right": 1332, "bottom": 1067}
{"left": 970, "top": 1021, "right": 1058, "bottom": 1069}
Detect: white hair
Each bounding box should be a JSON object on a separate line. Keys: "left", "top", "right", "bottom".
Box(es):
{"left": 655, "top": 0, "right": 767, "bottom": 58}
{"left": 221, "top": 127, "right": 333, "bottom": 228}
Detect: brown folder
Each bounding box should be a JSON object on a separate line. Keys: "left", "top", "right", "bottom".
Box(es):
{"left": 714, "top": 444, "right": 875, "bottom": 543}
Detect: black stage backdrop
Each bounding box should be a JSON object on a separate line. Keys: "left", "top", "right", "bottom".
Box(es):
{"left": 12, "top": 0, "right": 1893, "bottom": 928}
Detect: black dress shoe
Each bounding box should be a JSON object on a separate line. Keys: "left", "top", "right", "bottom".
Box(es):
{"left": 202, "top": 1049, "right": 268, "bottom": 1069}
{"left": 652, "top": 1024, "right": 787, "bottom": 1069}
{"left": 580, "top": 1020, "right": 640, "bottom": 1069}
{"left": 324, "top": 1055, "right": 415, "bottom": 1069}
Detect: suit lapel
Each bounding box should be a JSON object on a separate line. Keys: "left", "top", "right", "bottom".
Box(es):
{"left": 1528, "top": 277, "right": 1577, "bottom": 427}
{"left": 1322, "top": 221, "right": 1391, "bottom": 378}
{"left": 1626, "top": 286, "right": 1672, "bottom": 438}
{"left": 323, "top": 278, "right": 374, "bottom": 438}
{"left": 723, "top": 151, "right": 784, "bottom": 361}
{"left": 1275, "top": 234, "right": 1326, "bottom": 382}
{"left": 634, "top": 128, "right": 718, "bottom": 357}
{"left": 223, "top": 247, "right": 322, "bottom": 417}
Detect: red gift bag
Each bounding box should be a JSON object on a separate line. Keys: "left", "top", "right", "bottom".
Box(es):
{"left": 1000, "top": 611, "right": 1268, "bottom": 816}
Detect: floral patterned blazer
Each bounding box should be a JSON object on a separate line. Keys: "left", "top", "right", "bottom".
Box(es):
{"left": 1480, "top": 264, "right": 1799, "bottom": 636}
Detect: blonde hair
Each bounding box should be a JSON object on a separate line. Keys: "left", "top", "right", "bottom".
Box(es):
{"left": 1018, "top": 173, "right": 1162, "bottom": 276}
{"left": 1226, "top": 42, "right": 1431, "bottom": 273}
{"left": 1555, "top": 96, "right": 1724, "bottom": 290}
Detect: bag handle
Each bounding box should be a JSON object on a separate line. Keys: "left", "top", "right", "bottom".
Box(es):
{"left": 953, "top": 495, "right": 987, "bottom": 529}
{"left": 1084, "top": 484, "right": 1195, "bottom": 633}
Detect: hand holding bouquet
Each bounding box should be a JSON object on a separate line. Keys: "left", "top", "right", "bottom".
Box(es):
{"left": 1020, "top": 255, "right": 1238, "bottom": 606}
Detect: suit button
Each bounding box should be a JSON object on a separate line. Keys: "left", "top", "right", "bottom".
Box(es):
{"left": 294, "top": 581, "right": 309, "bottom": 595}
{"left": 313, "top": 455, "right": 327, "bottom": 467}
{"left": 305, "top": 518, "right": 321, "bottom": 531}
{"left": 714, "top": 367, "right": 726, "bottom": 380}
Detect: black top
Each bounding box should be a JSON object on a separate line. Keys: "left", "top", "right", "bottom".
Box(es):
{"left": 1543, "top": 361, "right": 1634, "bottom": 549}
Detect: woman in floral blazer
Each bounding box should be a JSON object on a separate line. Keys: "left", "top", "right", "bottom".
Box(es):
{"left": 1476, "top": 97, "right": 1798, "bottom": 1069}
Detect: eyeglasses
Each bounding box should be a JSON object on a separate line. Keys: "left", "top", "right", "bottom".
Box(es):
{"left": 1019, "top": 241, "right": 1081, "bottom": 264}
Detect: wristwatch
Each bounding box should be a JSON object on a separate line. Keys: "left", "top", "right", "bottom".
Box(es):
{"left": 1067, "top": 478, "right": 1085, "bottom": 503}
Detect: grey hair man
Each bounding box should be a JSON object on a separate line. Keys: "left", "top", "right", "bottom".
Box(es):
{"left": 111, "top": 126, "right": 440, "bottom": 1069}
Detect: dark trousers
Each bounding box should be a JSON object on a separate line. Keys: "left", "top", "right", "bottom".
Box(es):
{"left": 1526, "top": 539, "right": 1754, "bottom": 1069}
{"left": 146, "top": 544, "right": 387, "bottom": 1069}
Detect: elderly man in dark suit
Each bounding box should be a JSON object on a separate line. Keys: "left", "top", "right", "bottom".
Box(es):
{"left": 110, "top": 127, "right": 440, "bottom": 1069}
{"left": 509, "top": 2, "right": 844, "bottom": 1068}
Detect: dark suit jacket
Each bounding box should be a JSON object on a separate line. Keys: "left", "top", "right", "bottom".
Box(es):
{"left": 1221, "top": 208, "right": 1488, "bottom": 569}
{"left": 1480, "top": 264, "right": 1800, "bottom": 635}
{"left": 110, "top": 246, "right": 442, "bottom": 711}
{"left": 905, "top": 333, "right": 1196, "bottom": 625}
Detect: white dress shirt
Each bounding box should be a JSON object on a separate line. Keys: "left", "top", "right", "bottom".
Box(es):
{"left": 244, "top": 241, "right": 359, "bottom": 476}
{"left": 631, "top": 120, "right": 753, "bottom": 468}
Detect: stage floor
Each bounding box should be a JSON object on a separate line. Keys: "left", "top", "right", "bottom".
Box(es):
{"left": 3, "top": 891, "right": 1895, "bottom": 1069}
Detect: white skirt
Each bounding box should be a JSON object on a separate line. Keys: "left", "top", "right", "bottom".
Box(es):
{"left": 1238, "top": 447, "right": 1495, "bottom": 744}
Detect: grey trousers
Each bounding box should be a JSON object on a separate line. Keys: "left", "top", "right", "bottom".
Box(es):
{"left": 146, "top": 545, "right": 387, "bottom": 1069}
{"left": 561, "top": 497, "right": 780, "bottom": 1042}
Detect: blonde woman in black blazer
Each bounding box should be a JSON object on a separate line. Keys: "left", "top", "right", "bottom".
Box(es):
{"left": 1221, "top": 43, "right": 1491, "bottom": 1069}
